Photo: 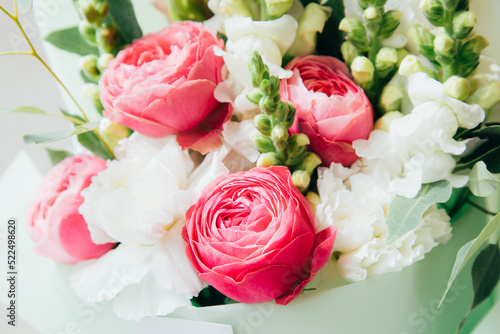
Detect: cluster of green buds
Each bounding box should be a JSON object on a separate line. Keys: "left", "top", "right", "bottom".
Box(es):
{"left": 410, "top": 0, "right": 488, "bottom": 80}
{"left": 78, "top": 53, "right": 114, "bottom": 113}
{"left": 339, "top": 0, "right": 404, "bottom": 112}
{"left": 246, "top": 51, "right": 321, "bottom": 193}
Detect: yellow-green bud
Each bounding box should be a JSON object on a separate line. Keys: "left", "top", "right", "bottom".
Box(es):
{"left": 339, "top": 18, "right": 369, "bottom": 52}
{"left": 351, "top": 56, "right": 375, "bottom": 86}
{"left": 259, "top": 96, "right": 275, "bottom": 115}
{"left": 275, "top": 101, "right": 292, "bottom": 123}
{"left": 77, "top": 0, "right": 108, "bottom": 25}
{"left": 374, "top": 0, "right": 387, "bottom": 5}
{"left": 247, "top": 91, "right": 264, "bottom": 105}
{"left": 461, "top": 35, "right": 489, "bottom": 54}
{"left": 375, "top": 47, "right": 398, "bottom": 78}
{"left": 408, "top": 24, "right": 435, "bottom": 47}
{"left": 292, "top": 170, "right": 311, "bottom": 193}
{"left": 81, "top": 83, "right": 103, "bottom": 110}
{"left": 254, "top": 114, "right": 272, "bottom": 135}
{"left": 257, "top": 152, "right": 281, "bottom": 167}
{"left": 269, "top": 76, "right": 280, "bottom": 97}
{"left": 341, "top": 41, "right": 361, "bottom": 67}
{"left": 296, "top": 152, "right": 322, "bottom": 174}
{"left": 419, "top": 0, "right": 445, "bottom": 26}
{"left": 96, "top": 23, "right": 120, "bottom": 54}
{"left": 252, "top": 131, "right": 274, "bottom": 153}
{"left": 260, "top": 79, "right": 272, "bottom": 96}
{"left": 397, "top": 48, "right": 409, "bottom": 66}
{"left": 453, "top": 11, "right": 477, "bottom": 40}
{"left": 306, "top": 192, "right": 321, "bottom": 215}
{"left": 466, "top": 81, "right": 500, "bottom": 110}
{"left": 97, "top": 53, "right": 114, "bottom": 72}
{"left": 99, "top": 118, "right": 131, "bottom": 151}
{"left": 78, "top": 20, "right": 97, "bottom": 47}
{"left": 443, "top": 0, "right": 458, "bottom": 9}
{"left": 265, "top": 0, "right": 293, "bottom": 18}
{"left": 214, "top": 0, "right": 253, "bottom": 18}
{"left": 434, "top": 32, "right": 456, "bottom": 65}
{"left": 398, "top": 55, "right": 427, "bottom": 77}
{"left": 79, "top": 55, "right": 100, "bottom": 81}
{"left": 286, "top": 134, "right": 309, "bottom": 162}
{"left": 380, "top": 10, "right": 402, "bottom": 39}
{"left": 358, "top": 0, "right": 372, "bottom": 9}
{"left": 458, "top": 35, "right": 489, "bottom": 77}
{"left": 443, "top": 76, "right": 471, "bottom": 100}
{"left": 363, "top": 6, "right": 382, "bottom": 32}
{"left": 271, "top": 124, "right": 289, "bottom": 151}
{"left": 379, "top": 84, "right": 404, "bottom": 113}
{"left": 374, "top": 111, "right": 404, "bottom": 131}
{"left": 248, "top": 51, "right": 268, "bottom": 87}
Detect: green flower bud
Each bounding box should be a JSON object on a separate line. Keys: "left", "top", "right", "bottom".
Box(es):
{"left": 374, "top": 0, "right": 387, "bottom": 5}
{"left": 259, "top": 96, "right": 275, "bottom": 115}
{"left": 341, "top": 41, "right": 361, "bottom": 67}
{"left": 257, "top": 152, "right": 281, "bottom": 167}
{"left": 283, "top": 102, "right": 296, "bottom": 128}
{"left": 97, "top": 53, "right": 114, "bottom": 72}
{"left": 380, "top": 10, "right": 402, "bottom": 39}
{"left": 398, "top": 55, "right": 437, "bottom": 78}
{"left": 453, "top": 11, "right": 477, "bottom": 40}
{"left": 291, "top": 170, "right": 311, "bottom": 193}
{"left": 254, "top": 114, "right": 272, "bottom": 135}
{"left": 248, "top": 51, "right": 268, "bottom": 87}
{"left": 358, "top": 0, "right": 372, "bottom": 9}
{"left": 264, "top": 0, "right": 293, "bottom": 18}
{"left": 374, "top": 111, "right": 403, "bottom": 131}
{"left": 351, "top": 56, "right": 375, "bottom": 87}
{"left": 461, "top": 35, "right": 489, "bottom": 54}
{"left": 251, "top": 131, "right": 274, "bottom": 153}
{"left": 443, "top": 76, "right": 471, "bottom": 100}
{"left": 397, "top": 48, "right": 409, "bottom": 66}
{"left": 339, "top": 18, "right": 369, "bottom": 52}
{"left": 375, "top": 47, "right": 398, "bottom": 78}
{"left": 442, "top": 0, "right": 458, "bottom": 9}
{"left": 408, "top": 24, "right": 435, "bottom": 47}
{"left": 165, "top": 0, "right": 213, "bottom": 22}
{"left": 77, "top": 0, "right": 108, "bottom": 25}
{"left": 306, "top": 191, "right": 321, "bottom": 215}
{"left": 296, "top": 152, "right": 322, "bottom": 174}
{"left": 99, "top": 118, "right": 132, "bottom": 151}
{"left": 96, "top": 23, "right": 120, "bottom": 54}
{"left": 363, "top": 6, "right": 382, "bottom": 33}
{"left": 456, "top": 0, "right": 469, "bottom": 11}
{"left": 246, "top": 91, "right": 264, "bottom": 105}
{"left": 78, "top": 20, "right": 97, "bottom": 47}
{"left": 269, "top": 76, "right": 280, "bottom": 97}
{"left": 271, "top": 124, "right": 289, "bottom": 151}
{"left": 275, "top": 101, "right": 291, "bottom": 123}
{"left": 466, "top": 81, "right": 500, "bottom": 110}
{"left": 420, "top": 0, "right": 445, "bottom": 26}
{"left": 286, "top": 133, "right": 310, "bottom": 161}
{"left": 79, "top": 55, "right": 100, "bottom": 82}
{"left": 458, "top": 35, "right": 489, "bottom": 77}
{"left": 81, "top": 83, "right": 103, "bottom": 110}
{"left": 260, "top": 79, "right": 272, "bottom": 96}
{"left": 379, "top": 84, "right": 404, "bottom": 112}
{"left": 434, "top": 32, "right": 456, "bottom": 65}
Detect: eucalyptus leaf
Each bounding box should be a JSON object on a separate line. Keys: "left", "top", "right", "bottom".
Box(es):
{"left": 386, "top": 181, "right": 452, "bottom": 244}
{"left": 439, "top": 213, "right": 500, "bottom": 307}
{"left": 471, "top": 244, "right": 500, "bottom": 309}
{"left": 468, "top": 161, "right": 499, "bottom": 197}
{"left": 17, "top": 0, "right": 32, "bottom": 14}
{"left": 77, "top": 130, "right": 113, "bottom": 160}
{"left": 107, "top": 0, "right": 142, "bottom": 44}
{"left": 45, "top": 148, "right": 72, "bottom": 165}
{"left": 1, "top": 106, "right": 47, "bottom": 115}
{"left": 23, "top": 122, "right": 99, "bottom": 144}
{"left": 45, "top": 27, "right": 99, "bottom": 56}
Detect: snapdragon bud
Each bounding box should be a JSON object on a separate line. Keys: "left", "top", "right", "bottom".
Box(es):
{"left": 246, "top": 91, "right": 264, "bottom": 105}
{"left": 442, "top": 0, "right": 458, "bottom": 9}
{"left": 374, "top": 111, "right": 403, "bottom": 131}
{"left": 380, "top": 10, "right": 402, "bottom": 39}
{"left": 269, "top": 76, "right": 280, "bottom": 97}
{"left": 351, "top": 56, "right": 375, "bottom": 87}
{"left": 248, "top": 51, "right": 269, "bottom": 88}
{"left": 79, "top": 55, "right": 100, "bottom": 81}
{"left": 254, "top": 114, "right": 272, "bottom": 135}
{"left": 97, "top": 53, "right": 114, "bottom": 72}
{"left": 77, "top": 0, "right": 108, "bottom": 25}
{"left": 264, "top": 0, "right": 293, "bottom": 18}
{"left": 453, "top": 11, "right": 477, "bottom": 40}
{"left": 292, "top": 170, "right": 311, "bottom": 193}
{"left": 259, "top": 79, "right": 272, "bottom": 96}
{"left": 96, "top": 23, "right": 120, "bottom": 54}
{"left": 296, "top": 152, "right": 322, "bottom": 174}
{"left": 341, "top": 41, "right": 361, "bottom": 67}
{"left": 252, "top": 131, "right": 275, "bottom": 153}
{"left": 283, "top": 102, "right": 296, "bottom": 128}
{"left": 358, "top": 0, "right": 372, "bottom": 9}
{"left": 257, "top": 152, "right": 281, "bottom": 167}
{"left": 374, "top": 0, "right": 387, "bottom": 5}
{"left": 259, "top": 96, "right": 275, "bottom": 115}
{"left": 271, "top": 124, "right": 289, "bottom": 151}
{"left": 458, "top": 35, "right": 489, "bottom": 77}
{"left": 434, "top": 32, "right": 456, "bottom": 65}
{"left": 398, "top": 54, "right": 437, "bottom": 79}
{"left": 397, "top": 48, "right": 409, "bottom": 66}
{"left": 420, "top": 0, "right": 445, "bottom": 26}
{"left": 363, "top": 6, "right": 382, "bottom": 33}
{"left": 379, "top": 84, "right": 404, "bottom": 112}
{"left": 408, "top": 24, "right": 435, "bottom": 47}
{"left": 286, "top": 133, "right": 310, "bottom": 163}
{"left": 217, "top": 0, "right": 253, "bottom": 18}
{"left": 339, "top": 18, "right": 369, "bottom": 52}
{"left": 375, "top": 47, "right": 398, "bottom": 78}
{"left": 443, "top": 76, "right": 471, "bottom": 100}
{"left": 466, "top": 81, "right": 500, "bottom": 110}
{"left": 78, "top": 20, "right": 97, "bottom": 47}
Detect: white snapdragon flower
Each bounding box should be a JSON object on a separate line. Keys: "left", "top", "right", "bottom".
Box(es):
{"left": 73, "top": 134, "right": 229, "bottom": 320}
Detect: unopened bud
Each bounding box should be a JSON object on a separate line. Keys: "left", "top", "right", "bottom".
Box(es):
{"left": 275, "top": 101, "right": 290, "bottom": 123}
{"left": 264, "top": 0, "right": 293, "bottom": 18}
{"left": 254, "top": 114, "right": 272, "bottom": 135}
{"left": 99, "top": 117, "right": 131, "bottom": 150}
{"left": 296, "top": 152, "right": 322, "bottom": 174}
{"left": 380, "top": 10, "right": 402, "bottom": 39}
{"left": 79, "top": 55, "right": 100, "bottom": 81}
{"left": 78, "top": 20, "right": 97, "bottom": 47}
{"left": 252, "top": 131, "right": 274, "bottom": 153}
{"left": 434, "top": 32, "right": 456, "bottom": 65}
{"left": 363, "top": 6, "right": 382, "bottom": 32}
{"left": 96, "top": 23, "right": 120, "bottom": 54}
{"left": 453, "top": 11, "right": 477, "bottom": 40}
{"left": 259, "top": 96, "right": 275, "bottom": 115}
{"left": 397, "top": 48, "right": 409, "bottom": 66}
{"left": 292, "top": 170, "right": 311, "bottom": 193}
{"left": 306, "top": 191, "right": 321, "bottom": 215}
{"left": 259, "top": 79, "right": 272, "bottom": 96}
{"left": 287, "top": 134, "right": 310, "bottom": 161}
{"left": 351, "top": 56, "right": 375, "bottom": 86}
{"left": 443, "top": 0, "right": 458, "bottom": 9}
{"left": 257, "top": 152, "right": 281, "bottom": 167}
{"left": 458, "top": 35, "right": 489, "bottom": 77}
{"left": 247, "top": 91, "right": 264, "bottom": 105}
{"left": 398, "top": 55, "right": 430, "bottom": 77}
{"left": 374, "top": 111, "right": 404, "bottom": 131}
{"left": 466, "top": 81, "right": 500, "bottom": 110}
{"left": 81, "top": 83, "right": 103, "bottom": 110}
{"left": 379, "top": 84, "right": 404, "bottom": 112}
{"left": 339, "top": 18, "right": 369, "bottom": 52}
{"left": 269, "top": 76, "right": 280, "bottom": 97}
{"left": 443, "top": 76, "right": 471, "bottom": 100}
{"left": 271, "top": 124, "right": 289, "bottom": 151}
{"left": 97, "top": 53, "right": 114, "bottom": 72}
{"left": 357, "top": 0, "right": 372, "bottom": 9}
{"left": 216, "top": 0, "right": 253, "bottom": 18}
{"left": 341, "top": 41, "right": 361, "bottom": 67}
{"left": 375, "top": 47, "right": 398, "bottom": 78}
{"left": 420, "top": 0, "right": 445, "bottom": 26}
{"left": 248, "top": 51, "right": 267, "bottom": 87}
{"left": 408, "top": 24, "right": 435, "bottom": 47}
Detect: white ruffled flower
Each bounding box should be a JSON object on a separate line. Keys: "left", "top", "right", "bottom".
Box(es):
{"left": 74, "top": 134, "right": 229, "bottom": 320}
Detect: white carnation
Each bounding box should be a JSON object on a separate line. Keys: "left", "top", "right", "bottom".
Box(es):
{"left": 74, "top": 134, "right": 229, "bottom": 320}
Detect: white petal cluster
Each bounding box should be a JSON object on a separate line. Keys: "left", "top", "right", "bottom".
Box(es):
{"left": 74, "top": 134, "right": 229, "bottom": 320}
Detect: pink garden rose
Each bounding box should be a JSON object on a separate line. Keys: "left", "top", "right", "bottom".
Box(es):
{"left": 26, "top": 154, "right": 115, "bottom": 264}
{"left": 100, "top": 21, "right": 231, "bottom": 154}
{"left": 183, "top": 166, "right": 336, "bottom": 304}
{"left": 281, "top": 55, "right": 373, "bottom": 167}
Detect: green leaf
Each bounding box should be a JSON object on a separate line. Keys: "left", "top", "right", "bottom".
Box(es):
{"left": 439, "top": 213, "right": 500, "bottom": 307}
{"left": 1, "top": 106, "right": 47, "bottom": 115}
{"left": 471, "top": 244, "right": 500, "bottom": 309}
{"left": 386, "top": 181, "right": 453, "bottom": 244}
{"left": 23, "top": 122, "right": 99, "bottom": 144}
{"left": 45, "top": 148, "right": 72, "bottom": 165}
{"left": 45, "top": 27, "right": 99, "bottom": 56}
{"left": 468, "top": 161, "right": 499, "bottom": 197}
{"left": 107, "top": 0, "right": 142, "bottom": 44}
{"left": 77, "top": 130, "right": 113, "bottom": 160}
{"left": 456, "top": 125, "right": 500, "bottom": 173}
{"left": 17, "top": 0, "right": 32, "bottom": 14}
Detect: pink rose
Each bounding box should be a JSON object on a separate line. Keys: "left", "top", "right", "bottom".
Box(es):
{"left": 26, "top": 154, "right": 115, "bottom": 264}
{"left": 281, "top": 55, "right": 373, "bottom": 167}
{"left": 99, "top": 21, "right": 231, "bottom": 154}
{"left": 183, "top": 166, "right": 336, "bottom": 304}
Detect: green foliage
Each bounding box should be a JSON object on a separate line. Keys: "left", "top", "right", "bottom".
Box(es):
{"left": 45, "top": 148, "right": 72, "bottom": 165}
{"left": 106, "top": 0, "right": 142, "bottom": 44}
{"left": 456, "top": 125, "right": 500, "bottom": 173}
{"left": 45, "top": 27, "right": 99, "bottom": 56}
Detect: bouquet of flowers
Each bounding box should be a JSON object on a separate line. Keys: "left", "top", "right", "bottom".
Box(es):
{"left": 2, "top": 0, "right": 500, "bottom": 332}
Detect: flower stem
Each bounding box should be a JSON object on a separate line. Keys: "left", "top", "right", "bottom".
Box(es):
{"left": 467, "top": 199, "right": 498, "bottom": 217}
